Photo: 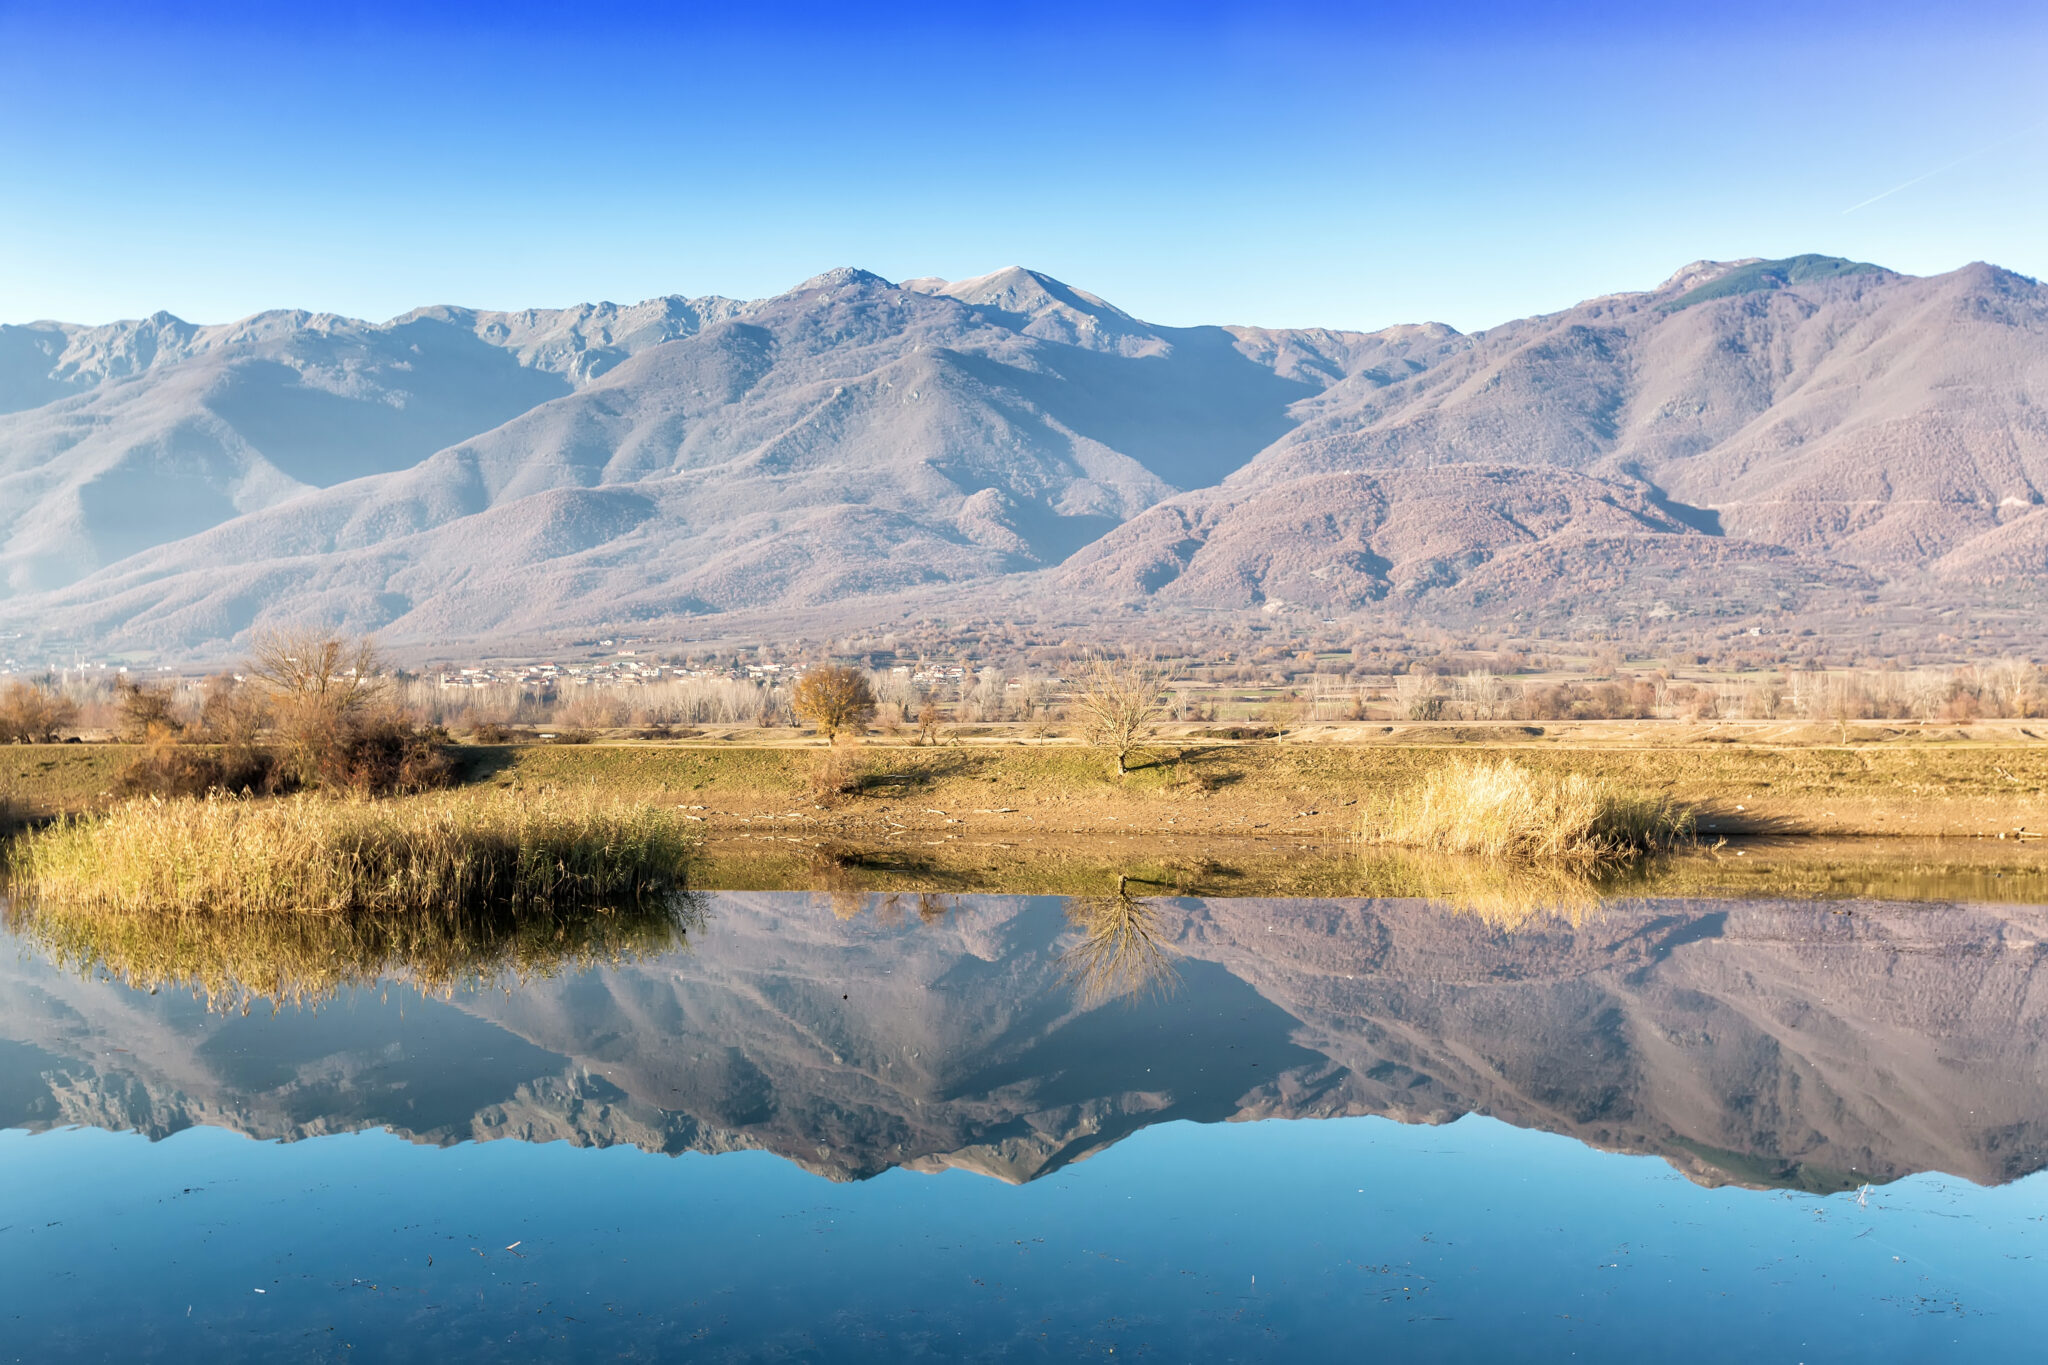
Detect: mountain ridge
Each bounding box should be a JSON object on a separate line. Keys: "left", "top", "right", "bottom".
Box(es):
{"left": 3, "top": 254, "right": 2043, "bottom": 654}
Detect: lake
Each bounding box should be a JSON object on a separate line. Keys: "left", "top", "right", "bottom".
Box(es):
{"left": 5, "top": 884, "right": 2047, "bottom": 1360}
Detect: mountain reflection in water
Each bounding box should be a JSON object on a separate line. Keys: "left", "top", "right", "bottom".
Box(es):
{"left": 4, "top": 890, "right": 2046, "bottom": 1193}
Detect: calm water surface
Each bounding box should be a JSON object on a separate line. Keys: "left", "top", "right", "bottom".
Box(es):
{"left": 5, "top": 889, "right": 2047, "bottom": 1361}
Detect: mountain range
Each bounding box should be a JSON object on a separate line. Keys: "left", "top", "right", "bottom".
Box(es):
{"left": 3, "top": 255, "right": 2044, "bottom": 654}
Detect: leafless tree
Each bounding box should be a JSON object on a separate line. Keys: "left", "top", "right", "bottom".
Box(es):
{"left": 247, "top": 630, "right": 388, "bottom": 786}
{"left": 0, "top": 681, "right": 79, "bottom": 743}
{"left": 250, "top": 631, "right": 384, "bottom": 714}
{"left": 1072, "top": 654, "right": 1165, "bottom": 777}
{"left": 114, "top": 678, "right": 182, "bottom": 743}
{"left": 199, "top": 674, "right": 271, "bottom": 744}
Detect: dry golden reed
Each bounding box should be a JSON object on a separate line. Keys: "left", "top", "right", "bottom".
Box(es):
{"left": 1360, "top": 757, "right": 1692, "bottom": 864}
{"left": 6, "top": 788, "right": 697, "bottom": 915}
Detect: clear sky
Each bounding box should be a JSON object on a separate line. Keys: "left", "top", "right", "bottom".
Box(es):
{"left": 2, "top": 1, "right": 2043, "bottom": 334}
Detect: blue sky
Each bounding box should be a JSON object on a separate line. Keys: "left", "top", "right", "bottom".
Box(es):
{"left": 2, "top": 1, "right": 2043, "bottom": 332}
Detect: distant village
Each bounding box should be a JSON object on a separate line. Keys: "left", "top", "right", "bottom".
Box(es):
{"left": 429, "top": 642, "right": 973, "bottom": 695}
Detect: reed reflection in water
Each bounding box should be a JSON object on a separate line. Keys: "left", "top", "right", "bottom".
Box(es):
{"left": 1052, "top": 855, "right": 1615, "bottom": 1005}
{"left": 1350, "top": 850, "right": 1620, "bottom": 928}
{"left": 3, "top": 891, "right": 708, "bottom": 1012}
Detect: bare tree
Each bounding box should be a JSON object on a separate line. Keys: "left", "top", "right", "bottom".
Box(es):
{"left": 114, "top": 678, "right": 183, "bottom": 743}
{"left": 249, "top": 631, "right": 384, "bottom": 715}
{"left": 790, "top": 665, "right": 877, "bottom": 743}
{"left": 0, "top": 681, "right": 79, "bottom": 743}
{"left": 1395, "top": 672, "right": 1446, "bottom": 721}
{"left": 198, "top": 674, "right": 271, "bottom": 744}
{"left": 1072, "top": 655, "right": 1165, "bottom": 777}
{"left": 247, "top": 630, "right": 387, "bottom": 786}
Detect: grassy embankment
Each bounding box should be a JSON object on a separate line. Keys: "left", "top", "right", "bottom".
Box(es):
{"left": 8, "top": 732, "right": 2048, "bottom": 837}
{"left": 4, "top": 737, "right": 2045, "bottom": 905}
{"left": 5, "top": 740, "right": 2047, "bottom": 1008}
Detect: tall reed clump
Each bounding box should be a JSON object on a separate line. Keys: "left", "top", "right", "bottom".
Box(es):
{"left": 6, "top": 788, "right": 697, "bottom": 916}
{"left": 1360, "top": 757, "right": 1692, "bottom": 864}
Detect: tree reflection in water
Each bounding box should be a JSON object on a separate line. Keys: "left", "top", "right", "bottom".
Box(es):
{"left": 1061, "top": 875, "right": 1182, "bottom": 1005}
{"left": 3, "top": 892, "right": 709, "bottom": 1014}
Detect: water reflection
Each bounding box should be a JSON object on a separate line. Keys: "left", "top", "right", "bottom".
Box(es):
{"left": 1060, "top": 877, "right": 1181, "bottom": 1004}
{"left": 702, "top": 835, "right": 2048, "bottom": 907}
{"left": 1343, "top": 850, "right": 1610, "bottom": 926}
{"left": 4, "top": 890, "right": 2047, "bottom": 1193}
{"left": 4, "top": 892, "right": 707, "bottom": 1011}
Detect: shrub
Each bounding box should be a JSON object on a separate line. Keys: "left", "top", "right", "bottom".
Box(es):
{"left": 1360, "top": 757, "right": 1692, "bottom": 863}
{"left": 316, "top": 712, "right": 456, "bottom": 793}
{"left": 117, "top": 728, "right": 277, "bottom": 798}
{"left": 808, "top": 748, "right": 871, "bottom": 806}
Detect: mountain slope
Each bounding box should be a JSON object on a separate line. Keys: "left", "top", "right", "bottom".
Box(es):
{"left": 1063, "top": 258, "right": 2047, "bottom": 613}
{"left": 0, "top": 294, "right": 746, "bottom": 595}
{"left": 1232, "top": 260, "right": 2048, "bottom": 568}
{"left": 5, "top": 268, "right": 1400, "bottom": 646}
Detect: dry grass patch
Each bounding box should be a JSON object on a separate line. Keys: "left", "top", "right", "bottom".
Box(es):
{"left": 1360, "top": 757, "right": 1692, "bottom": 863}
{"left": 7, "top": 788, "right": 696, "bottom": 915}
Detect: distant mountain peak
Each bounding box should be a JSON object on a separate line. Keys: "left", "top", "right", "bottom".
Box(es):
{"left": 1659, "top": 254, "right": 1891, "bottom": 311}
{"left": 915, "top": 266, "right": 1131, "bottom": 320}
{"left": 790, "top": 266, "right": 896, "bottom": 294}
{"left": 903, "top": 265, "right": 1163, "bottom": 356}
{"left": 1656, "top": 259, "right": 1764, "bottom": 294}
